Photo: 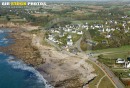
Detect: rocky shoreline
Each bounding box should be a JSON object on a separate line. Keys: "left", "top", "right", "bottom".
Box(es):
{"left": 0, "top": 26, "right": 97, "bottom": 88}
{"left": 0, "top": 29, "right": 45, "bottom": 66}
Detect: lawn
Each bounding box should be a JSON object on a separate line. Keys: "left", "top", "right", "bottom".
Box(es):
{"left": 112, "top": 69, "right": 130, "bottom": 78}
{"left": 93, "top": 45, "right": 130, "bottom": 57}
{"left": 0, "top": 15, "right": 26, "bottom": 22}
{"left": 93, "top": 45, "right": 130, "bottom": 67}
{"left": 10, "top": 19, "right": 26, "bottom": 22}
{"left": 94, "top": 45, "right": 130, "bottom": 87}
{"left": 81, "top": 20, "right": 103, "bottom": 24}
{"left": 98, "top": 76, "right": 115, "bottom": 88}
{"left": 72, "top": 34, "right": 81, "bottom": 42}
{"left": 86, "top": 60, "right": 115, "bottom": 88}
{"left": 126, "top": 11, "right": 130, "bottom": 15}
{"left": 72, "top": 20, "right": 103, "bottom": 24}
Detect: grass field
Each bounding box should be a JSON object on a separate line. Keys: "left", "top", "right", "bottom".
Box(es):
{"left": 72, "top": 20, "right": 103, "bottom": 24}
{"left": 72, "top": 34, "right": 81, "bottom": 42}
{"left": 87, "top": 60, "right": 115, "bottom": 88}
{"left": 93, "top": 45, "right": 130, "bottom": 59}
{"left": 94, "top": 45, "right": 130, "bottom": 68}
{"left": 93, "top": 45, "right": 130, "bottom": 88}
{"left": 87, "top": 60, "right": 104, "bottom": 88}
{"left": 112, "top": 69, "right": 130, "bottom": 78}
{"left": 0, "top": 15, "right": 26, "bottom": 22}
{"left": 98, "top": 76, "right": 115, "bottom": 88}
{"left": 126, "top": 11, "right": 130, "bottom": 15}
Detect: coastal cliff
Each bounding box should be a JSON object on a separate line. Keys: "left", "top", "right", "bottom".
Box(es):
{"left": 0, "top": 26, "right": 96, "bottom": 88}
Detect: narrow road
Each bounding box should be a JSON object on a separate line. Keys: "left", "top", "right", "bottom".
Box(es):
{"left": 96, "top": 75, "right": 106, "bottom": 88}
{"left": 73, "top": 37, "right": 83, "bottom": 52}
{"left": 45, "top": 39, "right": 61, "bottom": 51}
{"left": 77, "top": 53, "right": 119, "bottom": 88}
{"left": 89, "top": 57, "right": 125, "bottom": 88}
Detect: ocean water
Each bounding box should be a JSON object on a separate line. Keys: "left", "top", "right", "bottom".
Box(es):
{"left": 0, "top": 28, "right": 52, "bottom": 88}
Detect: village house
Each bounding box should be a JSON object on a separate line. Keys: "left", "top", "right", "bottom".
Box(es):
{"left": 67, "top": 39, "right": 73, "bottom": 46}
{"left": 48, "top": 34, "right": 54, "bottom": 41}
{"left": 72, "top": 29, "right": 77, "bottom": 33}
{"left": 77, "top": 30, "right": 83, "bottom": 35}
{"left": 67, "top": 35, "right": 72, "bottom": 39}
{"left": 106, "top": 34, "right": 111, "bottom": 38}
{"left": 116, "top": 58, "right": 125, "bottom": 64}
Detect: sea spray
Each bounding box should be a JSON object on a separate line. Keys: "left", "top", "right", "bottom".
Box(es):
{"left": 7, "top": 57, "right": 53, "bottom": 88}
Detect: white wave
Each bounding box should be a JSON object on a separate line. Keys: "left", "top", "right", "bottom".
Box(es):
{"left": 0, "top": 30, "right": 4, "bottom": 33}
{"left": 4, "top": 41, "right": 8, "bottom": 44}
{"left": 8, "top": 56, "right": 15, "bottom": 59}
{"left": 2, "top": 38, "right": 7, "bottom": 41}
{"left": 0, "top": 38, "right": 8, "bottom": 42}
{"left": 0, "top": 52, "right": 3, "bottom": 54}
{"left": 7, "top": 58, "right": 53, "bottom": 88}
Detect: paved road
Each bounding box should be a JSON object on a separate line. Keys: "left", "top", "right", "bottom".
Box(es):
{"left": 45, "top": 33, "right": 125, "bottom": 88}
{"left": 46, "top": 39, "right": 61, "bottom": 51}
{"left": 96, "top": 75, "right": 106, "bottom": 88}
{"left": 73, "top": 36, "right": 83, "bottom": 52}
{"left": 90, "top": 57, "right": 125, "bottom": 88}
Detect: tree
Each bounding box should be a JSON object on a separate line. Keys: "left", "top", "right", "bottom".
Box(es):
{"left": 98, "top": 54, "right": 104, "bottom": 59}
{"left": 6, "top": 15, "right": 11, "bottom": 21}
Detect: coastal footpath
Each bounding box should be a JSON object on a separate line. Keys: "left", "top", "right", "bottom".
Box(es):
{"left": 0, "top": 23, "right": 97, "bottom": 88}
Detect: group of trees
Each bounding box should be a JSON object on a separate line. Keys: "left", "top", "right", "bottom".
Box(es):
{"left": 92, "top": 30, "right": 130, "bottom": 50}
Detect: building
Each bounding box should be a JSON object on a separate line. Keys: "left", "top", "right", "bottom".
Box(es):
{"left": 116, "top": 58, "right": 125, "bottom": 64}
{"left": 77, "top": 30, "right": 83, "bottom": 35}
{"left": 67, "top": 39, "right": 73, "bottom": 46}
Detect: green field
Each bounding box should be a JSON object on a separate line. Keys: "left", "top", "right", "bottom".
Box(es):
{"left": 72, "top": 20, "right": 103, "bottom": 24}
{"left": 87, "top": 60, "right": 115, "bottom": 88}
{"left": 0, "top": 15, "right": 26, "bottom": 22}
{"left": 112, "top": 69, "right": 130, "bottom": 78}
{"left": 94, "top": 45, "right": 130, "bottom": 59}
{"left": 98, "top": 76, "right": 115, "bottom": 88}
{"left": 94, "top": 45, "right": 130, "bottom": 87}
{"left": 126, "top": 11, "right": 130, "bottom": 15}
{"left": 94, "top": 45, "right": 130, "bottom": 68}
{"left": 93, "top": 45, "right": 130, "bottom": 59}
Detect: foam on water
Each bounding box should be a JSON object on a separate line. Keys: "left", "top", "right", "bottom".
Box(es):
{"left": 7, "top": 57, "right": 53, "bottom": 88}
{"left": 0, "top": 30, "right": 4, "bottom": 33}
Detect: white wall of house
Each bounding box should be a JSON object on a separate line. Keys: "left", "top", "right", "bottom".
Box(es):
{"left": 48, "top": 35, "right": 53, "bottom": 40}
{"left": 116, "top": 58, "right": 125, "bottom": 64}
{"left": 77, "top": 31, "right": 83, "bottom": 35}
{"left": 67, "top": 39, "right": 73, "bottom": 46}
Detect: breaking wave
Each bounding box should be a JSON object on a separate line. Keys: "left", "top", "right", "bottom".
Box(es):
{"left": 7, "top": 57, "right": 53, "bottom": 88}
{"left": 0, "top": 30, "right": 4, "bottom": 33}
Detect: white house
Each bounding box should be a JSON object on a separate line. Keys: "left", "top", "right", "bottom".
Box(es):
{"left": 48, "top": 34, "right": 54, "bottom": 41}
{"left": 67, "top": 35, "right": 72, "bottom": 39}
{"left": 54, "top": 30, "right": 60, "bottom": 33}
{"left": 72, "top": 29, "right": 76, "bottom": 33}
{"left": 106, "top": 28, "right": 111, "bottom": 32}
{"left": 106, "top": 34, "right": 111, "bottom": 38}
{"left": 77, "top": 30, "right": 83, "bottom": 35}
{"left": 116, "top": 58, "right": 125, "bottom": 64}
{"left": 52, "top": 39, "right": 59, "bottom": 43}
{"left": 67, "top": 39, "right": 73, "bottom": 46}
{"left": 125, "top": 62, "right": 130, "bottom": 68}
{"left": 115, "top": 21, "right": 117, "bottom": 24}
{"left": 111, "top": 28, "right": 115, "bottom": 31}
{"left": 65, "top": 28, "right": 71, "bottom": 32}
{"left": 59, "top": 32, "right": 65, "bottom": 37}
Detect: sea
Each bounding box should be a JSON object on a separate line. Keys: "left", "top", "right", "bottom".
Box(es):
{"left": 0, "top": 28, "right": 52, "bottom": 88}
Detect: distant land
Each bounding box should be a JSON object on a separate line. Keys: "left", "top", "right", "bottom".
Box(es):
{"left": 0, "top": 0, "right": 127, "bottom": 1}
